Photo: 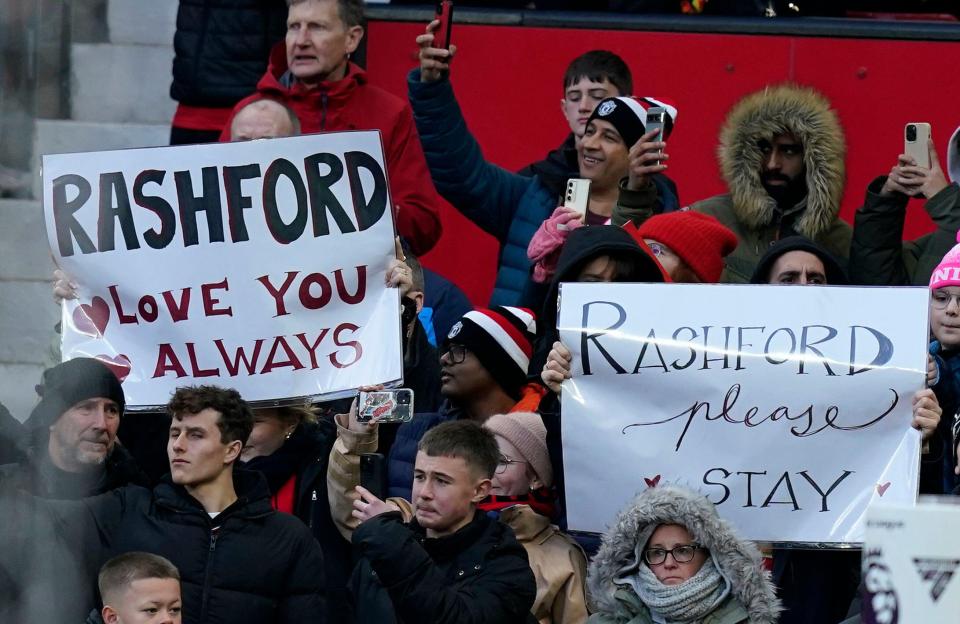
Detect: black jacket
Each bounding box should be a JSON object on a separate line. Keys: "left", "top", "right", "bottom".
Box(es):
{"left": 0, "top": 441, "right": 148, "bottom": 499}
{"left": 6, "top": 469, "right": 326, "bottom": 624}
{"left": 245, "top": 419, "right": 351, "bottom": 622}
{"left": 171, "top": 0, "right": 288, "bottom": 107}
{"left": 349, "top": 511, "right": 536, "bottom": 624}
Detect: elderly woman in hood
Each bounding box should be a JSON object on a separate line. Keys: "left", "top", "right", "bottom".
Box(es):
{"left": 587, "top": 486, "right": 780, "bottom": 624}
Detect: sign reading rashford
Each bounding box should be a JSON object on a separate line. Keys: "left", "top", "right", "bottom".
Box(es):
{"left": 558, "top": 283, "right": 928, "bottom": 544}
{"left": 43, "top": 131, "right": 402, "bottom": 407}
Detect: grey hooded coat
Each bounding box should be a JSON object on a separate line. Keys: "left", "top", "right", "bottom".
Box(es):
{"left": 586, "top": 486, "right": 780, "bottom": 624}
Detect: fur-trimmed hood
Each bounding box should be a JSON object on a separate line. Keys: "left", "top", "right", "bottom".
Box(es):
{"left": 718, "top": 84, "right": 845, "bottom": 240}
{"left": 587, "top": 486, "right": 780, "bottom": 623}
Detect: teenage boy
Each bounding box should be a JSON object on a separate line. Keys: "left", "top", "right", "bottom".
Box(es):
{"left": 348, "top": 420, "right": 536, "bottom": 623}
{"left": 92, "top": 552, "right": 182, "bottom": 624}
{"left": 411, "top": 22, "right": 679, "bottom": 307}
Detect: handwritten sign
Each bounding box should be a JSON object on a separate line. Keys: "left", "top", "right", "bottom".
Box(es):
{"left": 558, "top": 283, "right": 927, "bottom": 543}
{"left": 43, "top": 131, "right": 402, "bottom": 407}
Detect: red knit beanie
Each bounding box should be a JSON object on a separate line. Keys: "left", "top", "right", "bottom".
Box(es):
{"left": 627, "top": 212, "right": 738, "bottom": 283}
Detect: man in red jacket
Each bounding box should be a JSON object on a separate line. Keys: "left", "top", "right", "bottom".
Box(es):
{"left": 221, "top": 0, "right": 443, "bottom": 256}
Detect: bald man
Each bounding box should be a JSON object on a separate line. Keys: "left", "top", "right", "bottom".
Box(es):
{"left": 229, "top": 98, "right": 301, "bottom": 141}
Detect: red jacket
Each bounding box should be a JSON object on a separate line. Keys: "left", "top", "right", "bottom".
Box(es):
{"left": 221, "top": 45, "right": 442, "bottom": 255}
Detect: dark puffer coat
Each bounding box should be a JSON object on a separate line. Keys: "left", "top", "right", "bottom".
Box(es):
{"left": 349, "top": 510, "right": 536, "bottom": 624}
{"left": 24, "top": 470, "right": 326, "bottom": 624}
{"left": 171, "top": 0, "right": 287, "bottom": 107}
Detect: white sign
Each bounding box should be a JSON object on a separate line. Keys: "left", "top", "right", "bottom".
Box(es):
{"left": 43, "top": 132, "right": 402, "bottom": 407}
{"left": 558, "top": 283, "right": 927, "bottom": 543}
{"left": 862, "top": 502, "right": 960, "bottom": 622}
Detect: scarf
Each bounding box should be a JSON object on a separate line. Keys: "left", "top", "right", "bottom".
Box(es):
{"left": 633, "top": 558, "right": 730, "bottom": 624}
{"left": 478, "top": 486, "right": 557, "bottom": 518}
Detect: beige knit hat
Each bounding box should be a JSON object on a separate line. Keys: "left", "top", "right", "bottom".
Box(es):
{"left": 484, "top": 411, "right": 553, "bottom": 488}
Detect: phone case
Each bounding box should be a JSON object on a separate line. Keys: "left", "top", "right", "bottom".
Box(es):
{"left": 434, "top": 1, "right": 453, "bottom": 50}
{"left": 360, "top": 453, "right": 387, "bottom": 500}
{"left": 905, "top": 122, "right": 931, "bottom": 169}
{"left": 357, "top": 390, "right": 415, "bottom": 423}
{"left": 564, "top": 178, "right": 591, "bottom": 221}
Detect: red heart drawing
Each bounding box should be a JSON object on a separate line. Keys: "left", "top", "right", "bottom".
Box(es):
{"left": 95, "top": 354, "right": 132, "bottom": 383}
{"left": 74, "top": 297, "right": 110, "bottom": 337}
{"left": 644, "top": 474, "right": 662, "bottom": 488}
{"left": 876, "top": 482, "right": 891, "bottom": 497}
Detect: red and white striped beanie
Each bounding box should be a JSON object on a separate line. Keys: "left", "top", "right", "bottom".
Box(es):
{"left": 445, "top": 306, "right": 537, "bottom": 398}
{"left": 586, "top": 96, "right": 679, "bottom": 148}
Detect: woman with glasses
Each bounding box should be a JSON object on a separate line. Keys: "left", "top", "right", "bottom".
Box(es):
{"left": 587, "top": 485, "right": 780, "bottom": 624}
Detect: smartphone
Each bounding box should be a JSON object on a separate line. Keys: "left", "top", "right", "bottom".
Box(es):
{"left": 645, "top": 107, "right": 667, "bottom": 165}
{"left": 905, "top": 122, "right": 931, "bottom": 168}
{"left": 434, "top": 1, "right": 453, "bottom": 50}
{"left": 357, "top": 389, "right": 415, "bottom": 424}
{"left": 360, "top": 453, "right": 387, "bottom": 500}
{"left": 563, "top": 178, "right": 591, "bottom": 223}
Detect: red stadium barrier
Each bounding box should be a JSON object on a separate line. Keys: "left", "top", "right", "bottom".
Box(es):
{"left": 365, "top": 17, "right": 960, "bottom": 304}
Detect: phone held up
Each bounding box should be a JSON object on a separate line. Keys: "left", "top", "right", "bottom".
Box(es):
{"left": 644, "top": 106, "right": 667, "bottom": 165}
{"left": 434, "top": 1, "right": 453, "bottom": 50}
{"left": 563, "top": 178, "right": 591, "bottom": 224}
{"left": 905, "top": 122, "right": 931, "bottom": 169}
{"left": 360, "top": 453, "right": 386, "bottom": 500}
{"left": 357, "top": 389, "right": 415, "bottom": 424}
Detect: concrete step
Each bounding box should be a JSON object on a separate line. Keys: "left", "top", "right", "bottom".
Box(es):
{"left": 71, "top": 43, "right": 176, "bottom": 124}
{"left": 32, "top": 118, "right": 170, "bottom": 196}
{"left": 0, "top": 363, "right": 47, "bottom": 422}
{"left": 0, "top": 200, "right": 54, "bottom": 282}
{"left": 108, "top": 0, "right": 178, "bottom": 46}
{"left": 0, "top": 280, "right": 60, "bottom": 368}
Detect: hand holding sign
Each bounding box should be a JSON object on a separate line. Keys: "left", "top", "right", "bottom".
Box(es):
{"left": 911, "top": 389, "right": 941, "bottom": 440}
{"left": 541, "top": 341, "right": 572, "bottom": 395}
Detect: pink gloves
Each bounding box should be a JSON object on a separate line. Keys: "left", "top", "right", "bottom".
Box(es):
{"left": 527, "top": 207, "right": 583, "bottom": 283}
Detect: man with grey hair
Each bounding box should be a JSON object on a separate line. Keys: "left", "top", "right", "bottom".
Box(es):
{"left": 219, "top": 0, "right": 443, "bottom": 256}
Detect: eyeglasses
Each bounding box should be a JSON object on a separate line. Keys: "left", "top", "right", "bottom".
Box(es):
{"left": 931, "top": 291, "right": 960, "bottom": 310}
{"left": 495, "top": 456, "right": 527, "bottom": 474}
{"left": 643, "top": 544, "right": 703, "bottom": 565}
{"left": 444, "top": 343, "right": 469, "bottom": 364}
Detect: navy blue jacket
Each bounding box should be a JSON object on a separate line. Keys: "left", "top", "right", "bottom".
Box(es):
{"left": 407, "top": 70, "right": 678, "bottom": 308}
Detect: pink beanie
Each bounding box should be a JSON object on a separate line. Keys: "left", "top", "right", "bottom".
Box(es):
{"left": 484, "top": 412, "right": 553, "bottom": 488}
{"left": 930, "top": 232, "right": 960, "bottom": 290}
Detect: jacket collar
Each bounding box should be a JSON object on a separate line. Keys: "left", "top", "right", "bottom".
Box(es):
{"left": 258, "top": 41, "right": 366, "bottom": 101}
{"left": 154, "top": 468, "right": 274, "bottom": 520}
{"left": 411, "top": 510, "right": 492, "bottom": 562}
{"left": 499, "top": 504, "right": 551, "bottom": 543}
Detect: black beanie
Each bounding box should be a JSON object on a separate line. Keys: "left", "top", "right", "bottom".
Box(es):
{"left": 749, "top": 236, "right": 848, "bottom": 285}
{"left": 27, "top": 358, "right": 126, "bottom": 430}
{"left": 444, "top": 306, "right": 537, "bottom": 399}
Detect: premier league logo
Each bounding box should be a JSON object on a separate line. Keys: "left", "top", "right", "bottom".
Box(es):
{"left": 862, "top": 548, "right": 899, "bottom": 624}
{"left": 598, "top": 100, "right": 617, "bottom": 117}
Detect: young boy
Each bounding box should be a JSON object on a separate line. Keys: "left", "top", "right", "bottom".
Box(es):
{"left": 348, "top": 420, "right": 536, "bottom": 623}
{"left": 95, "top": 552, "right": 182, "bottom": 624}
{"left": 928, "top": 236, "right": 960, "bottom": 492}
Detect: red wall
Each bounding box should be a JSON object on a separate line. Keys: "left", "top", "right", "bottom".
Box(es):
{"left": 366, "top": 20, "right": 960, "bottom": 304}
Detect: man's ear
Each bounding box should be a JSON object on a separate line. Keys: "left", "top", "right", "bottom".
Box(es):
{"left": 223, "top": 439, "right": 243, "bottom": 465}
{"left": 411, "top": 291, "right": 425, "bottom": 313}
{"left": 345, "top": 25, "right": 364, "bottom": 55}
{"left": 472, "top": 478, "right": 492, "bottom": 504}
{"left": 102, "top": 606, "right": 119, "bottom": 624}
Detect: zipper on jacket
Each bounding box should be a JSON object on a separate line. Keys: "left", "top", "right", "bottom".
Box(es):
{"left": 200, "top": 526, "right": 220, "bottom": 620}
{"left": 320, "top": 92, "right": 328, "bottom": 130}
